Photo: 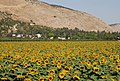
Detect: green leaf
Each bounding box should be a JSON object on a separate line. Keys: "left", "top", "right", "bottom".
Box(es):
{"left": 53, "top": 77, "right": 60, "bottom": 81}
{"left": 90, "top": 75, "right": 97, "bottom": 80}
{"left": 8, "top": 77, "right": 14, "bottom": 81}
{"left": 80, "top": 78, "right": 85, "bottom": 81}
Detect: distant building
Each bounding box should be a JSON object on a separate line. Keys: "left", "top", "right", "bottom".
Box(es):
{"left": 31, "top": 37, "right": 35, "bottom": 39}
{"left": 29, "top": 35, "right": 32, "bottom": 38}
{"left": 17, "top": 34, "right": 23, "bottom": 38}
{"left": 50, "top": 37, "right": 54, "bottom": 40}
{"left": 58, "top": 37, "right": 66, "bottom": 40}
{"left": 35, "top": 34, "right": 42, "bottom": 38}
{"left": 68, "top": 37, "right": 70, "bottom": 40}
{"left": 12, "top": 34, "right": 16, "bottom": 37}
{"left": 117, "top": 37, "right": 120, "bottom": 40}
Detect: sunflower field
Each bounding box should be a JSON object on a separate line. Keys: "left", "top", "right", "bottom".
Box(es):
{"left": 0, "top": 41, "right": 120, "bottom": 81}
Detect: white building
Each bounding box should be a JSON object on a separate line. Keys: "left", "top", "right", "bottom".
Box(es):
{"left": 16, "top": 34, "right": 23, "bottom": 38}
{"left": 58, "top": 37, "right": 66, "bottom": 40}
{"left": 36, "top": 34, "right": 42, "bottom": 38}
{"left": 50, "top": 37, "right": 54, "bottom": 40}
{"left": 12, "top": 34, "right": 16, "bottom": 37}
{"left": 68, "top": 37, "right": 70, "bottom": 40}
{"left": 29, "top": 35, "right": 32, "bottom": 38}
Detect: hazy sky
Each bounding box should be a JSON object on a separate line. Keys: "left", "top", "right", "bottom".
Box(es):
{"left": 40, "top": 0, "right": 120, "bottom": 24}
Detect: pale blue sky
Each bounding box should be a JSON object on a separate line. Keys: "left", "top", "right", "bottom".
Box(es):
{"left": 40, "top": 0, "right": 120, "bottom": 24}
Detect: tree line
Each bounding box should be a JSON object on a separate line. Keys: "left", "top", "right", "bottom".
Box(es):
{"left": 0, "top": 17, "right": 120, "bottom": 41}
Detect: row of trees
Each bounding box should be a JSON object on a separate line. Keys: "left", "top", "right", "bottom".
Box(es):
{"left": 0, "top": 17, "right": 120, "bottom": 41}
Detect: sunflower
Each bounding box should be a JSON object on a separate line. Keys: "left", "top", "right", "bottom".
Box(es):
{"left": 17, "top": 75, "right": 25, "bottom": 79}
{"left": 13, "top": 64, "right": 18, "bottom": 68}
{"left": 113, "top": 61, "right": 116, "bottom": 64}
{"left": 30, "top": 58, "right": 35, "bottom": 62}
{"left": 64, "top": 66, "right": 70, "bottom": 71}
{"left": 59, "top": 72, "right": 65, "bottom": 79}
{"left": 40, "top": 57, "right": 43, "bottom": 61}
{"left": 94, "top": 57, "right": 98, "bottom": 61}
{"left": 103, "top": 59, "right": 107, "bottom": 63}
{"left": 0, "top": 64, "right": 3, "bottom": 68}
{"left": 29, "top": 68, "right": 36, "bottom": 74}
{"left": 61, "top": 61, "right": 66, "bottom": 65}
{"left": 116, "top": 59, "right": 120, "bottom": 63}
{"left": 38, "top": 77, "right": 44, "bottom": 81}
{"left": 93, "top": 67, "right": 100, "bottom": 72}
{"left": 44, "top": 60, "right": 49, "bottom": 64}
{"left": 109, "top": 55, "right": 113, "bottom": 60}
{"left": 35, "top": 72, "right": 39, "bottom": 75}
{"left": 30, "top": 68, "right": 36, "bottom": 72}
{"left": 37, "top": 61, "right": 42, "bottom": 66}
{"left": 57, "top": 60, "right": 61, "bottom": 63}
{"left": 47, "top": 76, "right": 53, "bottom": 81}
{"left": 24, "top": 63, "right": 28, "bottom": 68}
{"left": 111, "top": 78, "right": 115, "bottom": 81}
{"left": 80, "top": 66, "right": 84, "bottom": 70}
{"left": 24, "top": 78, "right": 32, "bottom": 81}
{"left": 86, "top": 54, "right": 90, "bottom": 59}
{"left": 92, "top": 62, "right": 98, "bottom": 66}
{"left": 100, "top": 58, "right": 107, "bottom": 64}
{"left": 73, "top": 75, "right": 80, "bottom": 80}
{"left": 109, "top": 65, "right": 114, "bottom": 70}
{"left": 14, "top": 55, "right": 20, "bottom": 59}
{"left": 86, "top": 62, "right": 91, "bottom": 67}
{"left": 0, "top": 56, "right": 4, "bottom": 60}
{"left": 48, "top": 69, "right": 55, "bottom": 74}
{"left": 101, "top": 75, "right": 107, "bottom": 79}
{"left": 74, "top": 71, "right": 80, "bottom": 75}
{"left": 59, "top": 70, "right": 67, "bottom": 79}
{"left": 116, "top": 65, "right": 120, "bottom": 70}
{"left": 57, "top": 63, "right": 61, "bottom": 69}
{"left": 64, "top": 80, "right": 68, "bottom": 81}
{"left": 10, "top": 69, "right": 15, "bottom": 73}
{"left": 115, "top": 55, "right": 119, "bottom": 59}
{"left": 1, "top": 77, "right": 8, "bottom": 81}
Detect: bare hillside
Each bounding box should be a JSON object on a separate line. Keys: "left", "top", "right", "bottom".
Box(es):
{"left": 110, "top": 23, "right": 120, "bottom": 32}
{"left": 0, "top": 0, "right": 113, "bottom": 32}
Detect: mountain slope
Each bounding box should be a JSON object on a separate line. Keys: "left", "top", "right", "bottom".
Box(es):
{"left": 110, "top": 23, "right": 120, "bottom": 32}
{"left": 0, "top": 0, "right": 113, "bottom": 32}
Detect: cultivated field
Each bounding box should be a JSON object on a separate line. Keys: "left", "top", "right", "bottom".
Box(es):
{"left": 0, "top": 41, "right": 120, "bottom": 81}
